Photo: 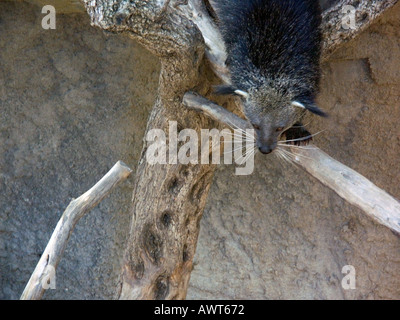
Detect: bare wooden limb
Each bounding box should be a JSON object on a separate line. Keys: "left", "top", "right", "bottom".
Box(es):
{"left": 321, "top": 0, "right": 399, "bottom": 59}
{"left": 288, "top": 146, "right": 400, "bottom": 234}
{"left": 20, "top": 161, "right": 133, "bottom": 300}
{"left": 183, "top": 93, "right": 400, "bottom": 234}
{"left": 184, "top": 0, "right": 230, "bottom": 82}
{"left": 183, "top": 91, "right": 251, "bottom": 130}
{"left": 183, "top": 0, "right": 230, "bottom": 83}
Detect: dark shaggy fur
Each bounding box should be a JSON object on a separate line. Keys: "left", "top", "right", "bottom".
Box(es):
{"left": 210, "top": 0, "right": 326, "bottom": 154}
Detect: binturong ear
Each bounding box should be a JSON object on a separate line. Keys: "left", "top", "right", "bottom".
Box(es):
{"left": 291, "top": 100, "right": 328, "bottom": 117}
{"left": 213, "top": 85, "right": 249, "bottom": 99}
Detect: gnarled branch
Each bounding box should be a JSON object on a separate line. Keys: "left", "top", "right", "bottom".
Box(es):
{"left": 321, "top": 0, "right": 399, "bottom": 59}
{"left": 21, "top": 161, "right": 133, "bottom": 300}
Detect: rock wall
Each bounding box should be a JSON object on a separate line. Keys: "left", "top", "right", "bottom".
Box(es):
{"left": 1, "top": 1, "right": 399, "bottom": 299}
{"left": 0, "top": 1, "right": 159, "bottom": 299}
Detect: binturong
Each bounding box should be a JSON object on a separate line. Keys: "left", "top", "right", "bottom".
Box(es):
{"left": 210, "top": 0, "right": 327, "bottom": 154}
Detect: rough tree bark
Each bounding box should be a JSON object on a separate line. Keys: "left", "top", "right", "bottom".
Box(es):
{"left": 81, "top": 0, "right": 221, "bottom": 300}
{"left": 79, "top": 0, "right": 399, "bottom": 300}
{"left": 321, "top": 0, "right": 399, "bottom": 59}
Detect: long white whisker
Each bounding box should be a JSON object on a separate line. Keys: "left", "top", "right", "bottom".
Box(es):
{"left": 226, "top": 120, "right": 255, "bottom": 141}
{"left": 226, "top": 120, "right": 242, "bottom": 131}
{"left": 276, "top": 149, "right": 293, "bottom": 164}
{"left": 290, "top": 121, "right": 311, "bottom": 128}
{"left": 278, "top": 147, "right": 313, "bottom": 161}
{"left": 274, "top": 149, "right": 282, "bottom": 160}
{"left": 233, "top": 131, "right": 255, "bottom": 142}
{"left": 275, "top": 150, "right": 283, "bottom": 162}
{"left": 283, "top": 130, "right": 325, "bottom": 143}
{"left": 232, "top": 136, "right": 256, "bottom": 142}
{"left": 224, "top": 145, "right": 246, "bottom": 155}
{"left": 232, "top": 135, "right": 255, "bottom": 142}
{"left": 237, "top": 143, "right": 256, "bottom": 165}
{"left": 239, "top": 146, "right": 256, "bottom": 165}
{"left": 277, "top": 143, "right": 316, "bottom": 150}
{"left": 278, "top": 148, "right": 299, "bottom": 163}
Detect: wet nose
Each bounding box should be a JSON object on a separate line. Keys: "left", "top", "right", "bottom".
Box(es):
{"left": 258, "top": 145, "right": 273, "bottom": 154}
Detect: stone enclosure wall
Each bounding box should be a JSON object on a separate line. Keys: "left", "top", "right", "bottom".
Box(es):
{"left": 1, "top": 1, "right": 399, "bottom": 299}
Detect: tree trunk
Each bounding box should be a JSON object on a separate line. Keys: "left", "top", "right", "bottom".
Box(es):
{"left": 81, "top": 0, "right": 223, "bottom": 299}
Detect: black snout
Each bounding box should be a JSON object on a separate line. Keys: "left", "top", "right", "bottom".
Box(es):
{"left": 257, "top": 141, "right": 277, "bottom": 154}
{"left": 258, "top": 145, "right": 273, "bottom": 154}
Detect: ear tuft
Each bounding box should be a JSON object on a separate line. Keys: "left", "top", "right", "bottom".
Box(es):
{"left": 213, "top": 85, "right": 249, "bottom": 99}
{"left": 291, "top": 101, "right": 306, "bottom": 109}
{"left": 234, "top": 89, "right": 249, "bottom": 99}
{"left": 305, "top": 104, "right": 328, "bottom": 117}
{"left": 213, "top": 85, "right": 238, "bottom": 96}
{"left": 292, "top": 100, "right": 328, "bottom": 117}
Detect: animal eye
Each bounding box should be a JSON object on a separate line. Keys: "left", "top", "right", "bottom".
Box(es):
{"left": 252, "top": 124, "right": 260, "bottom": 130}
{"left": 276, "top": 127, "right": 284, "bottom": 132}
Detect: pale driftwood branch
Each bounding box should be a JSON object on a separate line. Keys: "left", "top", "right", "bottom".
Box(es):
{"left": 183, "top": 92, "right": 400, "bottom": 234}
{"left": 321, "top": 0, "right": 399, "bottom": 59}
{"left": 288, "top": 147, "right": 400, "bottom": 234}
{"left": 184, "top": 0, "right": 229, "bottom": 82}
{"left": 183, "top": 91, "right": 251, "bottom": 130}
{"left": 184, "top": 0, "right": 230, "bottom": 83}
{"left": 20, "top": 161, "right": 133, "bottom": 300}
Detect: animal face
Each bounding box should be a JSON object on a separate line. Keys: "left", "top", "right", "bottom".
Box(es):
{"left": 214, "top": 84, "right": 326, "bottom": 154}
